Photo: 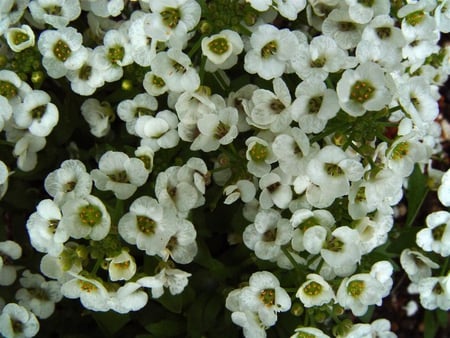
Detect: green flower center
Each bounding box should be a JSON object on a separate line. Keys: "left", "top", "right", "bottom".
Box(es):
{"left": 137, "top": 215, "right": 156, "bottom": 235}
{"left": 433, "top": 282, "right": 444, "bottom": 295}
{"left": 29, "top": 287, "right": 50, "bottom": 300}
{"left": 310, "top": 57, "right": 326, "bottom": 68}
{"left": 135, "top": 107, "right": 154, "bottom": 117}
{"left": 325, "top": 236, "right": 344, "bottom": 252}
{"left": 78, "top": 204, "right": 103, "bottom": 227}
{"left": 338, "top": 22, "right": 356, "bottom": 32}
{"left": 391, "top": 141, "right": 409, "bottom": 160}
{"left": 53, "top": 39, "right": 72, "bottom": 62}
{"left": 138, "top": 155, "right": 152, "bottom": 170}
{"left": 405, "top": 10, "right": 426, "bottom": 26}
{"left": 303, "top": 281, "right": 323, "bottom": 296}
{"left": 432, "top": 223, "right": 446, "bottom": 241}
{"left": 295, "top": 331, "right": 316, "bottom": 338}
{"left": 214, "top": 121, "right": 230, "bottom": 139}
{"left": 324, "top": 163, "right": 344, "bottom": 177}
{"left": 308, "top": 96, "right": 323, "bottom": 114}
{"left": 78, "top": 280, "right": 98, "bottom": 292}
{"left": 263, "top": 228, "right": 277, "bottom": 242}
{"left": 108, "top": 170, "right": 129, "bottom": 183}
{"left": 45, "top": 5, "right": 62, "bottom": 15}
{"left": 12, "top": 319, "right": 23, "bottom": 334}
{"left": 78, "top": 64, "right": 92, "bottom": 80}
{"left": 108, "top": 45, "right": 125, "bottom": 64}
{"left": 12, "top": 31, "right": 29, "bottom": 45}
{"left": 350, "top": 80, "right": 375, "bottom": 103}
{"left": 48, "top": 219, "right": 59, "bottom": 234}
{"left": 355, "top": 186, "right": 366, "bottom": 203}
{"left": 300, "top": 217, "right": 320, "bottom": 232}
{"left": 166, "top": 236, "right": 178, "bottom": 251}
{"left": 347, "top": 280, "right": 365, "bottom": 297}
{"left": 31, "top": 105, "right": 47, "bottom": 120}
{"left": 259, "top": 288, "right": 276, "bottom": 306}
{"left": 172, "top": 61, "right": 186, "bottom": 73}
{"left": 267, "top": 181, "right": 281, "bottom": 193}
{"left": 270, "top": 99, "right": 285, "bottom": 113}
{"left": 208, "top": 37, "right": 229, "bottom": 55}
{"left": 376, "top": 27, "right": 391, "bottom": 40}
{"left": 249, "top": 142, "right": 268, "bottom": 162}
{"left": 64, "top": 181, "right": 76, "bottom": 192}
{"left": 151, "top": 75, "right": 166, "bottom": 88}
{"left": 0, "top": 80, "right": 18, "bottom": 99}
{"left": 261, "top": 40, "right": 277, "bottom": 58}
{"left": 358, "top": 0, "right": 374, "bottom": 7}
{"left": 161, "top": 7, "right": 181, "bottom": 28}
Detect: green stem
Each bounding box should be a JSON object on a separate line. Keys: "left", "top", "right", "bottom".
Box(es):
{"left": 91, "top": 258, "right": 103, "bottom": 275}
{"left": 281, "top": 246, "right": 304, "bottom": 277}
{"left": 440, "top": 256, "right": 449, "bottom": 275}
{"left": 406, "top": 187, "right": 429, "bottom": 227}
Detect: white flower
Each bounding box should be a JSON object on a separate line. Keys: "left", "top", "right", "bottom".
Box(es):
{"left": 345, "top": 0, "right": 390, "bottom": 24}
{"left": 244, "top": 24, "right": 299, "bottom": 80}
{"left": 243, "top": 209, "right": 293, "bottom": 261}
{"left": 292, "top": 79, "right": 339, "bottom": 133}
{"left": 117, "top": 93, "right": 158, "bottom": 136}
{"left": 306, "top": 145, "right": 364, "bottom": 207}
{"left": 136, "top": 110, "right": 180, "bottom": 151}
{"left": 143, "top": 0, "right": 201, "bottom": 48}
{"left": 80, "top": 98, "right": 114, "bottom": 137}
{"left": 291, "top": 35, "right": 357, "bottom": 82}
{"left": 107, "top": 250, "right": 137, "bottom": 281}
{"left": 44, "top": 159, "right": 92, "bottom": 205}
{"left": 344, "top": 318, "right": 396, "bottom": 338}
{"left": 61, "top": 273, "right": 110, "bottom": 311}
{"left": 322, "top": 8, "right": 363, "bottom": 50}
{"left": 82, "top": 0, "right": 124, "bottom": 17}
{"left": 127, "top": 11, "right": 158, "bottom": 67}
{"left": 143, "top": 71, "right": 168, "bottom": 96}
{"left": 238, "top": 271, "right": 291, "bottom": 327}
{"left": 337, "top": 272, "right": 386, "bottom": 316}
{"left": 0, "top": 0, "right": 29, "bottom": 36}
{"left": 417, "top": 275, "right": 450, "bottom": 311}
{"left": 231, "top": 311, "right": 267, "bottom": 338}
{"left": 246, "top": 0, "right": 271, "bottom": 11}
{"left": 291, "top": 327, "right": 330, "bottom": 338}
{"left": 28, "top": 0, "right": 81, "bottom": 28}
{"left": 5, "top": 24, "right": 35, "bottom": 52}
{"left": 39, "top": 243, "right": 82, "bottom": 281}
{"left": 246, "top": 77, "right": 293, "bottom": 133}
{"left": 0, "top": 160, "right": 9, "bottom": 200}
{"left": 90, "top": 151, "right": 149, "bottom": 200}
{"left": 108, "top": 282, "right": 148, "bottom": 314}
{"left": 0, "top": 240, "right": 22, "bottom": 286}
{"left": 15, "top": 270, "right": 62, "bottom": 319}
{"left": 321, "top": 226, "right": 362, "bottom": 274}
{"left": 0, "top": 303, "right": 39, "bottom": 338}
{"left": 134, "top": 145, "right": 154, "bottom": 172}
{"left": 224, "top": 179, "right": 256, "bottom": 205}
{"left": 60, "top": 194, "right": 111, "bottom": 240}
{"left": 151, "top": 49, "right": 200, "bottom": 93}
{"left": 13, "top": 90, "right": 59, "bottom": 137}
{"left": 353, "top": 212, "right": 393, "bottom": 254}
{"left": 13, "top": 132, "right": 46, "bottom": 172}
{"left": 258, "top": 169, "right": 293, "bottom": 209}
{"left": 0, "top": 69, "right": 32, "bottom": 106}
{"left": 137, "top": 267, "right": 191, "bottom": 298}
{"left": 0, "top": 96, "right": 12, "bottom": 133}
{"left": 438, "top": 167, "right": 450, "bottom": 206}
{"left": 37, "top": 26, "right": 87, "bottom": 79}
{"left": 400, "top": 249, "right": 439, "bottom": 283}
{"left": 417, "top": 210, "right": 450, "bottom": 257}
{"left": 66, "top": 48, "right": 106, "bottom": 96}
{"left": 118, "top": 196, "right": 174, "bottom": 256}
{"left": 274, "top": 0, "right": 306, "bottom": 20}
{"left": 202, "top": 29, "right": 243, "bottom": 71}
{"left": 296, "top": 273, "right": 335, "bottom": 308}
{"left": 245, "top": 135, "right": 278, "bottom": 178}
{"left": 337, "top": 62, "right": 392, "bottom": 117}
{"left": 160, "top": 218, "right": 197, "bottom": 264}
{"left": 93, "top": 29, "right": 133, "bottom": 83}
{"left": 191, "top": 107, "right": 239, "bottom": 152}
{"left": 26, "top": 199, "right": 68, "bottom": 256}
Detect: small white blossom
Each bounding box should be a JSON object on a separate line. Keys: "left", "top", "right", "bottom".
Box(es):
{"left": 0, "top": 303, "right": 39, "bottom": 338}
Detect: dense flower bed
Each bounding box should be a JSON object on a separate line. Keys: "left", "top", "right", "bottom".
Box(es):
{"left": 0, "top": 0, "right": 450, "bottom": 337}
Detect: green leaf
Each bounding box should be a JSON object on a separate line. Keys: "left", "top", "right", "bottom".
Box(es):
{"left": 424, "top": 310, "right": 439, "bottom": 338}
{"left": 156, "top": 292, "right": 184, "bottom": 314}
{"left": 406, "top": 164, "right": 429, "bottom": 227}
{"left": 92, "top": 312, "right": 130, "bottom": 336}
{"left": 145, "top": 319, "right": 185, "bottom": 337}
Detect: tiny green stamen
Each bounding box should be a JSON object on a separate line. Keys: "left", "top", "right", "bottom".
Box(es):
{"left": 108, "top": 46, "right": 125, "bottom": 64}
{"left": 137, "top": 215, "right": 156, "bottom": 235}
{"left": 391, "top": 141, "right": 409, "bottom": 160}
{"left": 347, "top": 280, "right": 365, "bottom": 297}
{"left": 0, "top": 80, "right": 18, "bottom": 99}
{"left": 249, "top": 143, "right": 268, "bottom": 162}
{"left": 259, "top": 288, "right": 276, "bottom": 306}
{"left": 324, "top": 163, "right": 344, "bottom": 177}
{"left": 308, "top": 96, "right": 323, "bottom": 114}
{"left": 432, "top": 224, "right": 446, "bottom": 241}
{"left": 53, "top": 39, "right": 72, "bottom": 62}
{"left": 261, "top": 40, "right": 277, "bottom": 58}
{"left": 303, "top": 281, "right": 323, "bottom": 296}
{"left": 208, "top": 37, "right": 229, "bottom": 55}
{"left": 78, "top": 204, "right": 102, "bottom": 227}
{"left": 108, "top": 170, "right": 129, "bottom": 183}
{"left": 161, "top": 7, "right": 181, "bottom": 28}
{"left": 350, "top": 80, "right": 375, "bottom": 103}
{"left": 31, "top": 105, "right": 47, "bottom": 120}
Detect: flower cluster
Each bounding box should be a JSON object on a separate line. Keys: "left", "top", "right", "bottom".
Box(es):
{"left": 0, "top": 0, "right": 450, "bottom": 337}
